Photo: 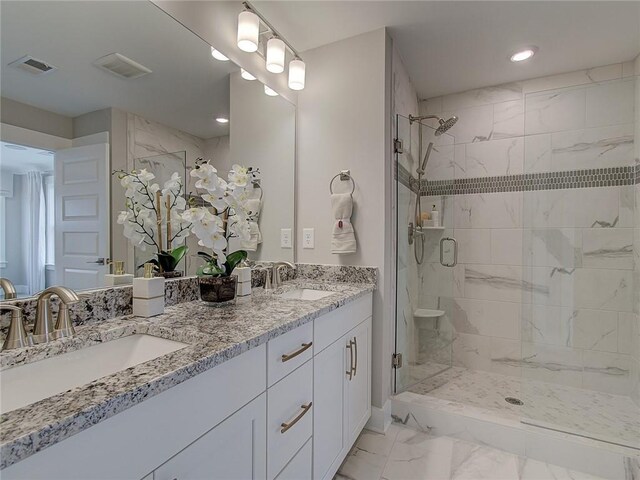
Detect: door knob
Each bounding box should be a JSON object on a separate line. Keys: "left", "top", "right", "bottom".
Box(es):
{"left": 86, "top": 257, "right": 107, "bottom": 265}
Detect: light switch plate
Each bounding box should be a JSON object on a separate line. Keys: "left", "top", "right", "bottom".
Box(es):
{"left": 303, "top": 228, "right": 315, "bottom": 249}
{"left": 280, "top": 228, "right": 292, "bottom": 248}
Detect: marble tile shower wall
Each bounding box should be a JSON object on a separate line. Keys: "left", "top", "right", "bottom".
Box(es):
{"left": 416, "top": 60, "right": 640, "bottom": 399}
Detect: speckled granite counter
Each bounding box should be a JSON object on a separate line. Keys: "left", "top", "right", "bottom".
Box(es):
{"left": 0, "top": 279, "right": 374, "bottom": 469}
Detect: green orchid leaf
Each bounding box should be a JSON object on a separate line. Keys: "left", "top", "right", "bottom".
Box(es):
{"left": 224, "top": 250, "right": 247, "bottom": 276}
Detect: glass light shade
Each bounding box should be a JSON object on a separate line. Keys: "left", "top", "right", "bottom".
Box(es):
{"left": 288, "top": 59, "right": 306, "bottom": 90}
{"left": 210, "top": 47, "right": 229, "bottom": 62}
{"left": 241, "top": 68, "right": 256, "bottom": 81}
{"left": 237, "top": 11, "right": 260, "bottom": 53}
{"left": 264, "top": 85, "right": 278, "bottom": 96}
{"left": 266, "top": 38, "right": 285, "bottom": 73}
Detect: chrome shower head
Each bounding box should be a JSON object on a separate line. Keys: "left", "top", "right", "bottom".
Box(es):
{"left": 435, "top": 116, "right": 458, "bottom": 136}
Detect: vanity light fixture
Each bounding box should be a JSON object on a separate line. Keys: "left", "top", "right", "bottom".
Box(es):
{"left": 211, "top": 47, "right": 229, "bottom": 62}
{"left": 266, "top": 37, "right": 286, "bottom": 73}
{"left": 510, "top": 47, "right": 537, "bottom": 62}
{"left": 216, "top": 117, "right": 229, "bottom": 124}
{"left": 237, "top": 9, "right": 260, "bottom": 52}
{"left": 238, "top": 2, "right": 306, "bottom": 90}
{"left": 264, "top": 85, "right": 278, "bottom": 96}
{"left": 288, "top": 58, "right": 306, "bottom": 91}
{"left": 241, "top": 68, "right": 256, "bottom": 81}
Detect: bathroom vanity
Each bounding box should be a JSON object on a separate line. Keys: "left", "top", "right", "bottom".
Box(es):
{"left": 0, "top": 281, "right": 373, "bottom": 480}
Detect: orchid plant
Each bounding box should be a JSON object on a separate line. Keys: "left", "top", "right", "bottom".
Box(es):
{"left": 182, "top": 159, "right": 254, "bottom": 277}
{"left": 114, "top": 169, "right": 191, "bottom": 273}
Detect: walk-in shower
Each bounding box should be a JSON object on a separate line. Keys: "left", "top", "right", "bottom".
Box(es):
{"left": 407, "top": 114, "right": 458, "bottom": 264}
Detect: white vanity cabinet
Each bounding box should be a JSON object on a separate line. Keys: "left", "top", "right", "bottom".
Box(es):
{"left": 2, "top": 292, "right": 373, "bottom": 480}
{"left": 313, "top": 294, "right": 372, "bottom": 480}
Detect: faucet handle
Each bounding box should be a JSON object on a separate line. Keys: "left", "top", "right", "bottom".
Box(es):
{"left": 1, "top": 305, "right": 32, "bottom": 350}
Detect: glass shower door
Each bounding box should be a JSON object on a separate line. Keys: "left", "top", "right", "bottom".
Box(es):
{"left": 394, "top": 114, "right": 457, "bottom": 393}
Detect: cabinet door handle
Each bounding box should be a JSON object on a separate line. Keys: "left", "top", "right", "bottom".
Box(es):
{"left": 281, "top": 342, "right": 312, "bottom": 362}
{"left": 346, "top": 340, "right": 354, "bottom": 380}
{"left": 280, "top": 402, "right": 312, "bottom": 434}
{"left": 352, "top": 336, "right": 358, "bottom": 377}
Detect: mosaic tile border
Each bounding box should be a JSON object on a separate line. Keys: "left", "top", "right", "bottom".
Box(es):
{"left": 396, "top": 162, "right": 638, "bottom": 195}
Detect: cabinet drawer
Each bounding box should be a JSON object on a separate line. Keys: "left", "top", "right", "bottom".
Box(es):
{"left": 275, "top": 439, "right": 312, "bottom": 480}
{"left": 267, "top": 322, "right": 313, "bottom": 387}
{"left": 267, "top": 360, "right": 313, "bottom": 480}
{"left": 314, "top": 293, "right": 372, "bottom": 353}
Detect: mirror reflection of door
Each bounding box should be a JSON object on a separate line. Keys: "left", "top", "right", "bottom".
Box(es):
{"left": 54, "top": 143, "right": 110, "bottom": 291}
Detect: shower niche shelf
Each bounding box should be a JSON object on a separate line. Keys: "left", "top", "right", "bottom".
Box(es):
{"left": 413, "top": 309, "right": 445, "bottom": 319}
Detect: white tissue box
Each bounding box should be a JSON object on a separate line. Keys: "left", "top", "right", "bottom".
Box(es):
{"left": 133, "top": 297, "right": 164, "bottom": 317}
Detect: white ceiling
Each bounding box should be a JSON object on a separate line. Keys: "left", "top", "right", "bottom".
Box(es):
{"left": 254, "top": 1, "right": 640, "bottom": 99}
{"left": 0, "top": 142, "right": 54, "bottom": 174}
{"left": 0, "top": 1, "right": 238, "bottom": 139}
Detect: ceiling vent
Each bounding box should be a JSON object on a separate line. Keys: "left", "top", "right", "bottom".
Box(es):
{"left": 93, "top": 53, "right": 152, "bottom": 79}
{"left": 8, "top": 55, "right": 57, "bottom": 75}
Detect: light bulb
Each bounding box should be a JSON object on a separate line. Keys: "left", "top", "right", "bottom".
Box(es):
{"left": 210, "top": 47, "right": 229, "bottom": 62}
{"left": 237, "top": 10, "right": 260, "bottom": 53}
{"left": 264, "top": 85, "right": 278, "bottom": 96}
{"left": 510, "top": 48, "right": 537, "bottom": 62}
{"left": 216, "top": 117, "right": 229, "bottom": 124}
{"left": 266, "top": 37, "right": 285, "bottom": 73}
{"left": 288, "top": 58, "right": 306, "bottom": 90}
{"left": 241, "top": 68, "right": 256, "bottom": 81}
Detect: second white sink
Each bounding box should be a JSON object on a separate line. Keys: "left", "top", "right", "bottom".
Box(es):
{"left": 0, "top": 334, "right": 188, "bottom": 414}
{"left": 278, "top": 288, "right": 335, "bottom": 301}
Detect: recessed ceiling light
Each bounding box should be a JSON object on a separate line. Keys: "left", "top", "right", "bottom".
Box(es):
{"left": 241, "top": 68, "right": 256, "bottom": 81}
{"left": 210, "top": 47, "right": 229, "bottom": 62}
{"left": 216, "top": 117, "right": 229, "bottom": 124}
{"left": 264, "top": 85, "right": 278, "bottom": 97}
{"left": 510, "top": 47, "right": 537, "bottom": 63}
{"left": 3, "top": 144, "right": 27, "bottom": 151}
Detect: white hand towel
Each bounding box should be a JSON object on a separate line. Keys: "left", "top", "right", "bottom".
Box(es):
{"left": 241, "top": 198, "right": 262, "bottom": 251}
{"left": 331, "top": 193, "right": 356, "bottom": 254}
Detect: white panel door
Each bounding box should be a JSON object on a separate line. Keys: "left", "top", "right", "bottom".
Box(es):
{"left": 347, "top": 318, "right": 372, "bottom": 445}
{"left": 54, "top": 143, "right": 109, "bottom": 290}
{"left": 154, "top": 393, "right": 267, "bottom": 480}
{"left": 313, "top": 337, "right": 348, "bottom": 480}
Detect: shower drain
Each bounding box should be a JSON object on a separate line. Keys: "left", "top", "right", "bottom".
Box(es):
{"left": 505, "top": 397, "right": 524, "bottom": 406}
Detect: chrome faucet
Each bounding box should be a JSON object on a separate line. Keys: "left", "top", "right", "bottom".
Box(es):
{"left": 34, "top": 286, "right": 80, "bottom": 343}
{"left": 1, "top": 305, "right": 31, "bottom": 350}
{"left": 253, "top": 262, "right": 296, "bottom": 290}
{"left": 0, "top": 277, "right": 17, "bottom": 300}
{"left": 271, "top": 261, "right": 296, "bottom": 288}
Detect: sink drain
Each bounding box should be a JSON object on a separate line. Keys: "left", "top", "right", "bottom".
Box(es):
{"left": 505, "top": 397, "right": 524, "bottom": 406}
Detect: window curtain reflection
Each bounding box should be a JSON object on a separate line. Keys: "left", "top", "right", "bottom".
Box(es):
{"left": 23, "top": 171, "right": 46, "bottom": 295}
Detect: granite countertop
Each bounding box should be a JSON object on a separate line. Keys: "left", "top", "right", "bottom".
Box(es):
{"left": 0, "top": 279, "right": 374, "bottom": 469}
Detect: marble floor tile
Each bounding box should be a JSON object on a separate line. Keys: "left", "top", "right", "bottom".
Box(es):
{"left": 406, "top": 366, "right": 640, "bottom": 450}
{"left": 336, "top": 426, "right": 607, "bottom": 480}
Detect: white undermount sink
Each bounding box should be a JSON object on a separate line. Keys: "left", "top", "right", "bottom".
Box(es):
{"left": 278, "top": 288, "right": 335, "bottom": 301}
{"left": 0, "top": 334, "right": 188, "bottom": 414}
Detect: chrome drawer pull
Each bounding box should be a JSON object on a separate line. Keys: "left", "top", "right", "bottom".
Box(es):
{"left": 280, "top": 402, "right": 312, "bottom": 434}
{"left": 346, "top": 340, "right": 354, "bottom": 380}
{"left": 281, "top": 342, "right": 312, "bottom": 362}
{"left": 352, "top": 336, "right": 358, "bottom": 376}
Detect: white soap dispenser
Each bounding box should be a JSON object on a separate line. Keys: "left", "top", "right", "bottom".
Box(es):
{"left": 105, "top": 260, "right": 134, "bottom": 286}
{"left": 233, "top": 260, "right": 252, "bottom": 301}
{"left": 133, "top": 263, "right": 165, "bottom": 317}
{"left": 431, "top": 204, "right": 440, "bottom": 227}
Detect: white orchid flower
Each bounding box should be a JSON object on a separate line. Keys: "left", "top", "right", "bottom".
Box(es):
{"left": 228, "top": 164, "right": 249, "bottom": 188}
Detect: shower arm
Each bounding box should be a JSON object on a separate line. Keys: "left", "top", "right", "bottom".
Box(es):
{"left": 409, "top": 114, "right": 441, "bottom": 124}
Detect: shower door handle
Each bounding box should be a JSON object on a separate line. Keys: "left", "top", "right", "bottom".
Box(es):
{"left": 440, "top": 237, "right": 458, "bottom": 267}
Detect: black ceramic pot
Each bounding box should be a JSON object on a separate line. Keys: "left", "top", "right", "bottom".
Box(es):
{"left": 198, "top": 275, "right": 237, "bottom": 306}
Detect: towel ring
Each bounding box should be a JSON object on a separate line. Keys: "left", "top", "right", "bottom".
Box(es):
{"left": 329, "top": 170, "right": 355, "bottom": 195}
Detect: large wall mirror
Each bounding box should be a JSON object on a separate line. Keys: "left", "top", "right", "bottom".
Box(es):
{"left": 0, "top": 1, "right": 296, "bottom": 299}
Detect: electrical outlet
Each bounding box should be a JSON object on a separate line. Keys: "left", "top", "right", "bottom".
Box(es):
{"left": 280, "top": 228, "right": 292, "bottom": 248}
{"left": 303, "top": 228, "right": 315, "bottom": 249}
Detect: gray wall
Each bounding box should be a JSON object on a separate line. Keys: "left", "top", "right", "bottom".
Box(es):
{"left": 0, "top": 97, "right": 73, "bottom": 139}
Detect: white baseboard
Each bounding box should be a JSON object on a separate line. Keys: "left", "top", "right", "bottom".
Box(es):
{"left": 365, "top": 399, "right": 391, "bottom": 434}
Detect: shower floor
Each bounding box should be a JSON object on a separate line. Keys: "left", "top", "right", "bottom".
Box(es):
{"left": 405, "top": 366, "right": 640, "bottom": 451}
